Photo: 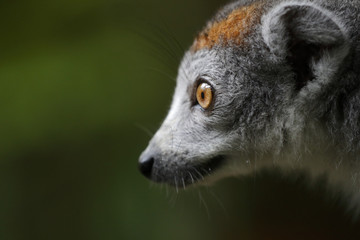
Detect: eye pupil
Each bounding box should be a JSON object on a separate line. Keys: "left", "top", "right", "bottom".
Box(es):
{"left": 201, "top": 92, "right": 205, "bottom": 99}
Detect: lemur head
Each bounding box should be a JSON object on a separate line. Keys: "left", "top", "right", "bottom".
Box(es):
{"left": 139, "top": 0, "right": 351, "bottom": 187}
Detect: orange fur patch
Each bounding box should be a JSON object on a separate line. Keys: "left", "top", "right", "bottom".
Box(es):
{"left": 192, "top": 3, "right": 264, "bottom": 52}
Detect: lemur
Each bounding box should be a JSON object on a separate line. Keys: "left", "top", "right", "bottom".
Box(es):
{"left": 139, "top": 0, "right": 360, "bottom": 214}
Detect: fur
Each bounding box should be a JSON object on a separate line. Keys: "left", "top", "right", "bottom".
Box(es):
{"left": 139, "top": 0, "right": 360, "bottom": 216}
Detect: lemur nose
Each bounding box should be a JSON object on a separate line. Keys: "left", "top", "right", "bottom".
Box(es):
{"left": 139, "top": 155, "right": 154, "bottom": 179}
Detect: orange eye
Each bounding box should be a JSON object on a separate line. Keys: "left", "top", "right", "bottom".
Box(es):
{"left": 196, "top": 82, "right": 213, "bottom": 110}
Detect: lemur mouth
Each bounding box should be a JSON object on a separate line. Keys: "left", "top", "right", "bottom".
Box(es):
{"left": 152, "top": 155, "right": 226, "bottom": 187}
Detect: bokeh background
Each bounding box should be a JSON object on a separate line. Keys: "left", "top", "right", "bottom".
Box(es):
{"left": 0, "top": 0, "right": 359, "bottom": 239}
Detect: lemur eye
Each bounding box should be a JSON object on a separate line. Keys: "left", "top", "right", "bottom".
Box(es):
{"left": 196, "top": 82, "right": 213, "bottom": 110}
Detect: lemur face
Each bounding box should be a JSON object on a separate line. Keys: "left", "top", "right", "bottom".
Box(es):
{"left": 139, "top": 49, "right": 257, "bottom": 186}
{"left": 139, "top": 0, "right": 350, "bottom": 187}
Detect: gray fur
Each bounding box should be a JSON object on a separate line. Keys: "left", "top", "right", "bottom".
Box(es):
{"left": 139, "top": 0, "right": 360, "bottom": 214}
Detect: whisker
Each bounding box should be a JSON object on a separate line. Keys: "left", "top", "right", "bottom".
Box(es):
{"left": 169, "top": 189, "right": 178, "bottom": 207}
{"left": 179, "top": 57, "right": 192, "bottom": 82}
{"left": 146, "top": 67, "right": 176, "bottom": 83}
{"left": 188, "top": 171, "right": 195, "bottom": 184}
{"left": 161, "top": 21, "right": 186, "bottom": 54}
{"left": 174, "top": 175, "right": 179, "bottom": 194}
{"left": 198, "top": 191, "right": 211, "bottom": 219}
{"left": 131, "top": 28, "right": 181, "bottom": 77}
{"left": 192, "top": 167, "right": 205, "bottom": 180}
{"left": 200, "top": 167, "right": 211, "bottom": 176}
{"left": 134, "top": 123, "right": 154, "bottom": 138}
{"left": 131, "top": 32, "right": 176, "bottom": 70}
{"left": 207, "top": 189, "right": 228, "bottom": 215}
{"left": 151, "top": 22, "right": 184, "bottom": 61}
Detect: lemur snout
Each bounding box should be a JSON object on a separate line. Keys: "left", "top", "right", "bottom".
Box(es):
{"left": 138, "top": 153, "right": 155, "bottom": 180}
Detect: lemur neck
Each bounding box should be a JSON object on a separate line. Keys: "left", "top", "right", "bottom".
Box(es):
{"left": 274, "top": 133, "right": 360, "bottom": 215}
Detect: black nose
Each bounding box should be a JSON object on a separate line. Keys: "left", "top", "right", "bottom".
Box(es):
{"left": 139, "top": 156, "right": 154, "bottom": 179}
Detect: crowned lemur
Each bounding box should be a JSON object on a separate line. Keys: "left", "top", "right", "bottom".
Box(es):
{"left": 139, "top": 0, "right": 360, "bottom": 214}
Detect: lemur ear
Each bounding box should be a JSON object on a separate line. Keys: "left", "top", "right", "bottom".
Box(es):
{"left": 262, "top": 2, "right": 349, "bottom": 90}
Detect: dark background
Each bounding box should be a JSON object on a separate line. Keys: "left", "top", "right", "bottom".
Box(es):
{"left": 0, "top": 0, "right": 359, "bottom": 239}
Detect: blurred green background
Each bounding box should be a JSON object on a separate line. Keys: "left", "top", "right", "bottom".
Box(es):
{"left": 0, "top": 0, "right": 359, "bottom": 239}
